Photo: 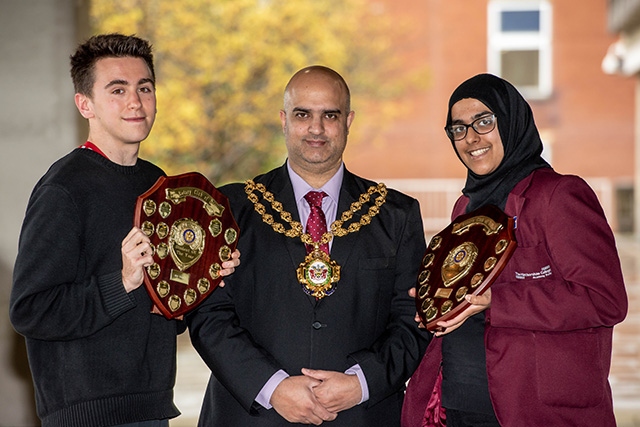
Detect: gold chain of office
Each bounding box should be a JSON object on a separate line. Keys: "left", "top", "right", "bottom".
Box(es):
{"left": 244, "top": 179, "right": 388, "bottom": 247}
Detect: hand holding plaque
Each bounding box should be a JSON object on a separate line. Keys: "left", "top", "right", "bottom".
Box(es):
{"left": 134, "top": 172, "right": 239, "bottom": 319}
{"left": 416, "top": 204, "right": 516, "bottom": 331}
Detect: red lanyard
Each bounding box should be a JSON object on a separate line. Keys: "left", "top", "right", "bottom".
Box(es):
{"left": 79, "top": 141, "right": 109, "bottom": 159}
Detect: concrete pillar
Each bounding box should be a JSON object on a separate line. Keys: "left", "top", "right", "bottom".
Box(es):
{"left": 0, "top": 0, "right": 89, "bottom": 424}
{"left": 636, "top": 79, "right": 640, "bottom": 238}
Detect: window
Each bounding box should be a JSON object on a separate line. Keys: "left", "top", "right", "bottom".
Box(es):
{"left": 488, "top": 1, "right": 552, "bottom": 99}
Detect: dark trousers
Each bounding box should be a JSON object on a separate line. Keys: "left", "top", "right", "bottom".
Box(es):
{"left": 445, "top": 408, "right": 501, "bottom": 427}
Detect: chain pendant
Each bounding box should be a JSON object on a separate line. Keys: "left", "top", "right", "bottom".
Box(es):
{"left": 296, "top": 246, "right": 341, "bottom": 299}
{"left": 245, "top": 180, "right": 387, "bottom": 298}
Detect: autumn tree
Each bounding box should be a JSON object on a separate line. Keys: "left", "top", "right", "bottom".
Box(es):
{"left": 91, "top": 0, "right": 425, "bottom": 184}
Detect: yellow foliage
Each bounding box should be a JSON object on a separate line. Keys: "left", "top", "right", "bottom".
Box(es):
{"left": 90, "top": 0, "right": 428, "bottom": 184}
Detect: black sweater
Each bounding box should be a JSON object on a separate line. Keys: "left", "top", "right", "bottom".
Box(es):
{"left": 10, "top": 148, "right": 181, "bottom": 427}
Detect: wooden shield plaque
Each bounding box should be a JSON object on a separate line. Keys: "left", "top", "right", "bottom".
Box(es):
{"left": 134, "top": 172, "right": 239, "bottom": 319}
{"left": 416, "top": 204, "right": 516, "bottom": 331}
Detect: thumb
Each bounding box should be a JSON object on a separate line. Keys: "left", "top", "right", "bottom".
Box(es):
{"left": 301, "top": 368, "right": 327, "bottom": 380}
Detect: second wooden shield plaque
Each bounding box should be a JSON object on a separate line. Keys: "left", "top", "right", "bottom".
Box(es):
{"left": 134, "top": 172, "right": 239, "bottom": 319}
{"left": 416, "top": 204, "right": 516, "bottom": 331}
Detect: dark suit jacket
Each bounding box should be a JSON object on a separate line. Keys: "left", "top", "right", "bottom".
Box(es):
{"left": 402, "top": 168, "right": 628, "bottom": 427}
{"left": 188, "top": 164, "right": 429, "bottom": 426}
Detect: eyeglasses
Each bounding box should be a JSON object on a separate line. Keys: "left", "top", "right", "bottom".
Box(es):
{"left": 445, "top": 114, "right": 497, "bottom": 141}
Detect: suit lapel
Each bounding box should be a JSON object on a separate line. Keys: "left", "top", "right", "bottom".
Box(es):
{"left": 506, "top": 170, "right": 534, "bottom": 221}
{"left": 329, "top": 170, "right": 363, "bottom": 271}
{"left": 257, "top": 165, "right": 316, "bottom": 306}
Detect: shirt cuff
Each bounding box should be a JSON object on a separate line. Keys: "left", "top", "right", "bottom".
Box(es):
{"left": 255, "top": 370, "right": 290, "bottom": 409}
{"left": 345, "top": 364, "right": 369, "bottom": 404}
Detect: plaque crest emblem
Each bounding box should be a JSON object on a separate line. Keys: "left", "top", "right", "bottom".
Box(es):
{"left": 442, "top": 242, "right": 478, "bottom": 287}
{"left": 415, "top": 204, "right": 516, "bottom": 331}
{"left": 169, "top": 218, "right": 205, "bottom": 271}
{"left": 134, "top": 172, "right": 240, "bottom": 319}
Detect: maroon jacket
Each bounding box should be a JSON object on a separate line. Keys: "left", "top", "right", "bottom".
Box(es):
{"left": 402, "top": 168, "right": 628, "bottom": 427}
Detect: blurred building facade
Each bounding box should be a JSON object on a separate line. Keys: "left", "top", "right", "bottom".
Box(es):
{"left": 345, "top": 0, "right": 636, "bottom": 233}
{"left": 604, "top": 0, "right": 640, "bottom": 234}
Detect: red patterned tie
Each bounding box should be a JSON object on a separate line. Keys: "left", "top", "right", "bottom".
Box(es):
{"left": 304, "top": 191, "right": 329, "bottom": 254}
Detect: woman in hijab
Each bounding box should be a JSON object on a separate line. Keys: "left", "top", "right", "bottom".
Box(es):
{"left": 401, "top": 74, "right": 628, "bottom": 427}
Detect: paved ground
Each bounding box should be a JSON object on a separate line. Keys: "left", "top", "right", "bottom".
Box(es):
{"left": 610, "top": 234, "right": 640, "bottom": 426}
{"left": 170, "top": 234, "right": 640, "bottom": 426}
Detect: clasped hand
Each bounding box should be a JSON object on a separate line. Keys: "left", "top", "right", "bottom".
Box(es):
{"left": 270, "top": 369, "right": 362, "bottom": 425}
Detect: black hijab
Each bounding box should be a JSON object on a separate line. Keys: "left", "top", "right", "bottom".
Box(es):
{"left": 446, "top": 73, "right": 551, "bottom": 212}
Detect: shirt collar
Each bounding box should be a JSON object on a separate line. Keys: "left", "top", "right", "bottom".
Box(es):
{"left": 287, "top": 160, "right": 344, "bottom": 206}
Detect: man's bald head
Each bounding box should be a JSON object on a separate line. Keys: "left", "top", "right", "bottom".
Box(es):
{"left": 279, "top": 65, "right": 354, "bottom": 187}
{"left": 284, "top": 65, "right": 351, "bottom": 113}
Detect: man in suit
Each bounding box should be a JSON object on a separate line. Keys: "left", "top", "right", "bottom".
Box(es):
{"left": 187, "top": 65, "right": 429, "bottom": 426}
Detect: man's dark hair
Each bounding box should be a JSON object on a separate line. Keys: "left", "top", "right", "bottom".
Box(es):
{"left": 70, "top": 33, "right": 155, "bottom": 96}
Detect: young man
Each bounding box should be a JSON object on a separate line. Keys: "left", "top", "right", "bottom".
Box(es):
{"left": 188, "top": 66, "right": 429, "bottom": 426}
{"left": 10, "top": 33, "right": 237, "bottom": 427}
